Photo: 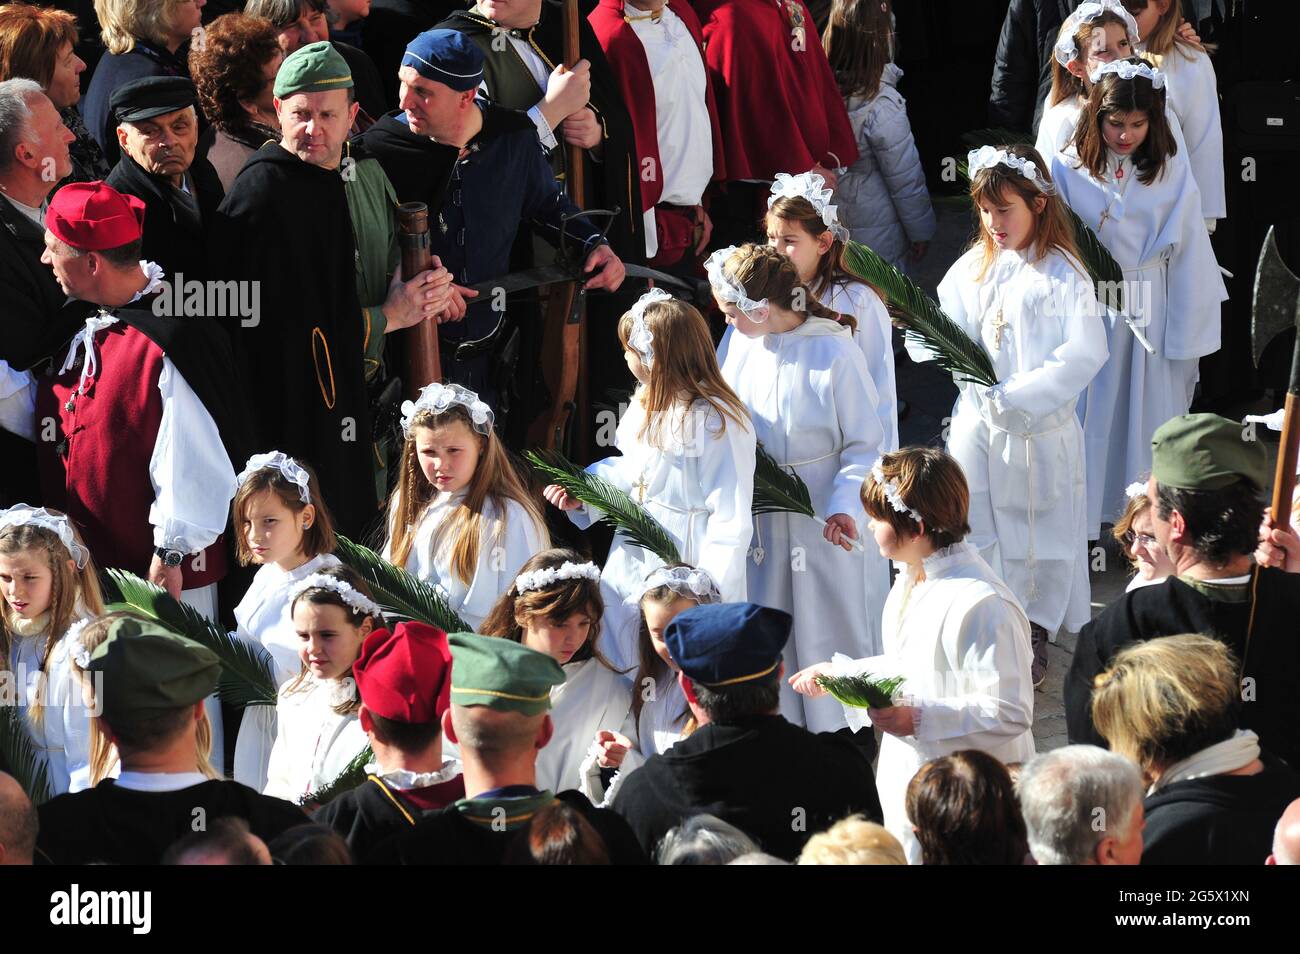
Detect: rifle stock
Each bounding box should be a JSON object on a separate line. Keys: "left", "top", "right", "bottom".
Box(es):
{"left": 397, "top": 201, "right": 442, "bottom": 398}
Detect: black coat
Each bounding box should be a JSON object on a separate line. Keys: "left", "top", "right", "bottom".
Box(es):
{"left": 988, "top": 0, "right": 1078, "bottom": 134}
{"left": 82, "top": 41, "right": 190, "bottom": 168}
{"left": 315, "top": 772, "right": 464, "bottom": 859}
{"left": 611, "top": 714, "right": 882, "bottom": 861}
{"left": 335, "top": 41, "right": 388, "bottom": 131}
{"left": 1065, "top": 569, "right": 1300, "bottom": 771}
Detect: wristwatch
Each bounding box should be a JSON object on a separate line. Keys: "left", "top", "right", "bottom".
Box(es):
{"left": 154, "top": 546, "right": 185, "bottom": 567}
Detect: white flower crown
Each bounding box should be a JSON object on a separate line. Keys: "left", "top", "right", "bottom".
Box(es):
{"left": 704, "top": 246, "right": 770, "bottom": 321}
{"left": 967, "top": 145, "right": 1056, "bottom": 195}
{"left": 1054, "top": 1, "right": 1141, "bottom": 67}
{"left": 626, "top": 287, "right": 674, "bottom": 368}
{"left": 289, "top": 573, "right": 382, "bottom": 618}
{"left": 0, "top": 504, "right": 89, "bottom": 569}
{"left": 237, "top": 451, "right": 311, "bottom": 505}
{"left": 639, "top": 565, "right": 721, "bottom": 604}
{"left": 63, "top": 616, "right": 95, "bottom": 669}
{"left": 1089, "top": 59, "right": 1165, "bottom": 89}
{"left": 768, "top": 171, "right": 849, "bottom": 241}
{"left": 871, "top": 460, "right": 923, "bottom": 524}
{"left": 1126, "top": 480, "right": 1148, "bottom": 500}
{"left": 400, "top": 382, "right": 494, "bottom": 438}
{"left": 515, "top": 561, "right": 602, "bottom": 594}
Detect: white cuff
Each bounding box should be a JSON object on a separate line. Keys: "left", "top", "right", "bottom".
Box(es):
{"left": 528, "top": 104, "right": 558, "bottom": 152}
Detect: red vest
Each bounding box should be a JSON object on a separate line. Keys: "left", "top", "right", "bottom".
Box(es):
{"left": 35, "top": 322, "right": 227, "bottom": 589}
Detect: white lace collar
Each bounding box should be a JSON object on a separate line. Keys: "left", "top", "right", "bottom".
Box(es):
{"left": 919, "top": 541, "right": 979, "bottom": 579}
{"left": 364, "top": 758, "right": 462, "bottom": 791}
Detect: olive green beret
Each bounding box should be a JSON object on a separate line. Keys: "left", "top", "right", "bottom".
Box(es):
{"left": 1151, "top": 413, "right": 1269, "bottom": 492}
{"left": 274, "top": 41, "right": 354, "bottom": 98}
{"left": 86, "top": 617, "right": 219, "bottom": 723}
{"left": 447, "top": 632, "right": 564, "bottom": 716}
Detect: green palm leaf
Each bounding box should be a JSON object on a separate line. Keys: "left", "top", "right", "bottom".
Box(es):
{"left": 525, "top": 450, "right": 681, "bottom": 564}
{"left": 0, "top": 705, "right": 53, "bottom": 805}
{"left": 334, "top": 535, "right": 469, "bottom": 634}
{"left": 815, "top": 672, "right": 905, "bottom": 710}
{"left": 842, "top": 239, "right": 999, "bottom": 388}
{"left": 303, "top": 744, "right": 372, "bottom": 805}
{"left": 753, "top": 443, "right": 815, "bottom": 518}
{"left": 960, "top": 128, "right": 1035, "bottom": 149}
{"left": 103, "top": 569, "right": 278, "bottom": 709}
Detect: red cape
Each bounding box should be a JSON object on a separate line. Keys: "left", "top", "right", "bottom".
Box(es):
{"left": 588, "top": 0, "right": 727, "bottom": 211}
{"left": 693, "top": 0, "right": 858, "bottom": 180}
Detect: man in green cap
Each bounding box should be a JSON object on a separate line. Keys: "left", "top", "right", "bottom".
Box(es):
{"left": 1066, "top": 414, "right": 1300, "bottom": 769}
{"left": 35, "top": 616, "right": 306, "bottom": 865}
{"left": 365, "top": 632, "right": 647, "bottom": 864}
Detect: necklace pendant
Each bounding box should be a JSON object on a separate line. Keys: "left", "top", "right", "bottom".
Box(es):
{"left": 63, "top": 398, "right": 75, "bottom": 412}
{"left": 1116, "top": 165, "right": 1125, "bottom": 179}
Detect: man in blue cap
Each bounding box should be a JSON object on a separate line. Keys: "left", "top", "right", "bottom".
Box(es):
{"left": 612, "top": 602, "right": 881, "bottom": 861}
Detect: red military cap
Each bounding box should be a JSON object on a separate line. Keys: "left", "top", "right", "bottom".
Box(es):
{"left": 46, "top": 181, "right": 146, "bottom": 251}
{"left": 353, "top": 621, "right": 452, "bottom": 724}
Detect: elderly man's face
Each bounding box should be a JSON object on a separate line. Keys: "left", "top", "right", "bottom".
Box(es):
{"left": 1100, "top": 801, "right": 1145, "bottom": 866}
{"left": 397, "top": 66, "right": 470, "bottom": 140}
{"left": 117, "top": 107, "right": 198, "bottom": 185}
{"left": 22, "top": 94, "right": 75, "bottom": 185}
{"left": 276, "top": 89, "right": 357, "bottom": 169}
{"left": 477, "top": 0, "right": 543, "bottom": 29}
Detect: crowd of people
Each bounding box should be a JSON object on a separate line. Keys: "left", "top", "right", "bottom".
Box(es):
{"left": 1, "top": 0, "right": 1299, "bottom": 867}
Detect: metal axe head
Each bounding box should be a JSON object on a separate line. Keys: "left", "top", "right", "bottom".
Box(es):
{"left": 1252, "top": 225, "right": 1300, "bottom": 368}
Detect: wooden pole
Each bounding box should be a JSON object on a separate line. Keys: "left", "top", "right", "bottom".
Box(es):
{"left": 397, "top": 201, "right": 441, "bottom": 398}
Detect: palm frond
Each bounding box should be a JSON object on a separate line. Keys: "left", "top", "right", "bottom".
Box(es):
{"left": 960, "top": 128, "right": 1035, "bottom": 150}
{"left": 303, "top": 744, "right": 372, "bottom": 806}
{"left": 842, "top": 239, "right": 999, "bottom": 388}
{"left": 334, "top": 535, "right": 469, "bottom": 634}
{"left": 753, "top": 443, "right": 815, "bottom": 518}
{"left": 815, "top": 672, "right": 906, "bottom": 710}
{"left": 103, "top": 569, "right": 278, "bottom": 709}
{"left": 525, "top": 450, "right": 681, "bottom": 564}
{"left": 0, "top": 705, "right": 53, "bottom": 805}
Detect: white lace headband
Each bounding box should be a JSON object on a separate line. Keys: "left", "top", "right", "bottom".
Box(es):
{"left": 0, "top": 504, "right": 89, "bottom": 569}
{"left": 1089, "top": 59, "right": 1166, "bottom": 89}
{"left": 639, "top": 565, "right": 721, "bottom": 604}
{"left": 704, "top": 246, "right": 769, "bottom": 321}
{"left": 64, "top": 616, "right": 94, "bottom": 669}
{"left": 870, "top": 460, "right": 923, "bottom": 524}
{"left": 626, "top": 287, "right": 673, "bottom": 368}
{"left": 238, "top": 451, "right": 311, "bottom": 505}
{"left": 515, "top": 561, "right": 601, "bottom": 595}
{"left": 400, "top": 382, "right": 494, "bottom": 437}
{"left": 967, "top": 145, "right": 1056, "bottom": 196}
{"left": 1126, "top": 481, "right": 1148, "bottom": 500}
{"left": 1054, "top": 1, "right": 1140, "bottom": 67}
{"left": 768, "top": 171, "right": 849, "bottom": 242}
{"left": 289, "top": 573, "right": 382, "bottom": 619}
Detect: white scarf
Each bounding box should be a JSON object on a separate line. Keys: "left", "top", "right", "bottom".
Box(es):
{"left": 58, "top": 262, "right": 166, "bottom": 394}
{"left": 1148, "top": 729, "right": 1261, "bottom": 795}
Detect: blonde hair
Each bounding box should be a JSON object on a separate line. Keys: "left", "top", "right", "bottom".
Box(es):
{"left": 1121, "top": 0, "right": 1205, "bottom": 59}
{"left": 861, "top": 447, "right": 970, "bottom": 549}
{"left": 385, "top": 404, "right": 549, "bottom": 585}
{"left": 1047, "top": 9, "right": 1136, "bottom": 106}
{"left": 798, "top": 816, "right": 907, "bottom": 865}
{"left": 95, "top": 0, "right": 186, "bottom": 53}
{"left": 1091, "top": 634, "right": 1241, "bottom": 778}
{"left": 617, "top": 298, "right": 750, "bottom": 449}
{"left": 1111, "top": 484, "right": 1152, "bottom": 570}
{"left": 722, "top": 244, "right": 845, "bottom": 324}
{"left": 0, "top": 514, "right": 106, "bottom": 729}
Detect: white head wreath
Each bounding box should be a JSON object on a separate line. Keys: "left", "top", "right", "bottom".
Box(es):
{"left": 967, "top": 145, "right": 1056, "bottom": 196}
{"left": 64, "top": 616, "right": 95, "bottom": 669}
{"left": 704, "top": 246, "right": 769, "bottom": 321}
{"left": 0, "top": 504, "right": 89, "bottom": 569}
{"left": 768, "top": 171, "right": 849, "bottom": 242}
{"left": 626, "top": 287, "right": 674, "bottom": 368}
{"left": 1126, "top": 481, "right": 1148, "bottom": 500}
{"left": 237, "top": 451, "right": 311, "bottom": 505}
{"left": 400, "top": 382, "right": 494, "bottom": 437}
{"left": 515, "top": 561, "right": 601, "bottom": 595}
{"left": 1088, "top": 58, "right": 1166, "bottom": 89}
{"left": 289, "top": 573, "right": 382, "bottom": 618}
{"left": 870, "top": 459, "right": 924, "bottom": 524}
{"left": 639, "top": 565, "right": 721, "bottom": 604}
{"left": 1054, "top": 1, "right": 1141, "bottom": 67}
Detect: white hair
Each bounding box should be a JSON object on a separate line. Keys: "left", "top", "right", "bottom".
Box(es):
{"left": 0, "top": 78, "right": 46, "bottom": 174}
{"left": 656, "top": 813, "right": 757, "bottom": 865}
{"left": 1017, "top": 745, "right": 1143, "bottom": 866}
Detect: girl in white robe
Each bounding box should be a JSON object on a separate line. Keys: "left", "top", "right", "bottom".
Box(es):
{"left": 264, "top": 567, "right": 377, "bottom": 804}
{"left": 0, "top": 506, "right": 106, "bottom": 795}
{"left": 1051, "top": 59, "right": 1227, "bottom": 533}
{"left": 544, "top": 292, "right": 755, "bottom": 673}
{"left": 477, "top": 549, "right": 636, "bottom": 794}
{"left": 711, "top": 244, "right": 888, "bottom": 733}
{"left": 229, "top": 452, "right": 342, "bottom": 789}
{"left": 385, "top": 383, "right": 548, "bottom": 632}
{"left": 790, "top": 447, "right": 1036, "bottom": 864}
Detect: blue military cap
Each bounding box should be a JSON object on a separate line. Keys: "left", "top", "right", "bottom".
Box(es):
{"left": 665, "top": 603, "right": 791, "bottom": 688}
{"left": 401, "top": 29, "right": 485, "bottom": 91}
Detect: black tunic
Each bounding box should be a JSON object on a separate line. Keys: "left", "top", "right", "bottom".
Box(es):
{"left": 1065, "top": 569, "right": 1300, "bottom": 770}
{"left": 315, "top": 772, "right": 464, "bottom": 859}
{"left": 611, "top": 714, "right": 882, "bottom": 861}
{"left": 207, "top": 143, "right": 379, "bottom": 538}
{"left": 36, "top": 778, "right": 308, "bottom": 865}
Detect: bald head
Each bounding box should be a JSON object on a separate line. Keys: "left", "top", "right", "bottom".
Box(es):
{"left": 0, "top": 772, "right": 38, "bottom": 865}
{"left": 1268, "top": 798, "right": 1300, "bottom": 865}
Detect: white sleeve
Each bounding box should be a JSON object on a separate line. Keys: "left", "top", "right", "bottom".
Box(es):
{"left": 850, "top": 286, "right": 899, "bottom": 452}
{"left": 461, "top": 501, "right": 547, "bottom": 629}
{"left": 827, "top": 346, "right": 885, "bottom": 520}
{"left": 527, "top": 104, "right": 559, "bottom": 152}
{"left": 149, "top": 357, "right": 238, "bottom": 552}
{"left": 695, "top": 408, "right": 754, "bottom": 603}
{"left": 0, "top": 361, "right": 36, "bottom": 442}
{"left": 263, "top": 696, "right": 297, "bottom": 801}
{"left": 1170, "top": 55, "right": 1225, "bottom": 220}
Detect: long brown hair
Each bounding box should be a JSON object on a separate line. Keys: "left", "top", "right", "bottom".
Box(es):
{"left": 386, "top": 404, "right": 548, "bottom": 584}
{"left": 765, "top": 195, "right": 885, "bottom": 320}
{"left": 285, "top": 566, "right": 377, "bottom": 716}
{"left": 1047, "top": 9, "right": 1136, "bottom": 107}
{"left": 823, "top": 0, "right": 893, "bottom": 101}
{"left": 968, "top": 143, "right": 1084, "bottom": 282}
{"left": 1070, "top": 59, "right": 1177, "bottom": 186}
{"left": 629, "top": 563, "right": 706, "bottom": 724}
{"left": 232, "top": 456, "right": 337, "bottom": 566}
{"left": 617, "top": 298, "right": 750, "bottom": 448}
{"left": 1121, "top": 0, "right": 1205, "bottom": 59}
{"left": 723, "top": 244, "right": 847, "bottom": 325}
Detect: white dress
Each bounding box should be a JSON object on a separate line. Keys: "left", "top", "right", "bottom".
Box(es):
{"left": 385, "top": 491, "right": 547, "bottom": 631}
{"left": 1052, "top": 146, "right": 1228, "bottom": 533}
{"left": 569, "top": 395, "right": 755, "bottom": 673}
{"left": 922, "top": 246, "right": 1107, "bottom": 634}
{"left": 263, "top": 677, "right": 368, "bottom": 803}
{"left": 580, "top": 668, "right": 689, "bottom": 806}
{"left": 542, "top": 657, "right": 637, "bottom": 794}
{"left": 834, "top": 542, "right": 1036, "bottom": 864}
{"left": 718, "top": 318, "right": 889, "bottom": 732}
{"left": 1034, "top": 94, "right": 1189, "bottom": 164}
{"left": 1152, "top": 46, "right": 1225, "bottom": 221}
{"left": 822, "top": 281, "right": 899, "bottom": 452}
{"left": 230, "top": 552, "right": 341, "bottom": 790}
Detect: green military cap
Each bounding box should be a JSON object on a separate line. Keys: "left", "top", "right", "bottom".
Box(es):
{"left": 86, "top": 617, "right": 220, "bottom": 723}
{"left": 447, "top": 632, "right": 565, "bottom": 716}
{"left": 1151, "top": 413, "right": 1269, "bottom": 491}
{"left": 274, "top": 41, "right": 354, "bottom": 98}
